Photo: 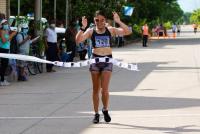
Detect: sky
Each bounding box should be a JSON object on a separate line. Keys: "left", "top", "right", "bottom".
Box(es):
{"left": 178, "top": 0, "right": 200, "bottom": 12}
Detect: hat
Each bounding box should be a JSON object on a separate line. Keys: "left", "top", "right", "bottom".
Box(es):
{"left": 0, "top": 19, "right": 7, "bottom": 26}
{"left": 0, "top": 19, "right": 7, "bottom": 25}
{"left": 0, "top": 19, "right": 7, "bottom": 28}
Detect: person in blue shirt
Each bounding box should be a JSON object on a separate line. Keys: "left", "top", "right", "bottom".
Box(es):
{"left": 0, "top": 19, "right": 16, "bottom": 86}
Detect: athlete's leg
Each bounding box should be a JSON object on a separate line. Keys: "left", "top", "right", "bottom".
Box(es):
{"left": 91, "top": 71, "right": 101, "bottom": 113}
{"left": 101, "top": 70, "right": 112, "bottom": 122}
{"left": 101, "top": 71, "right": 112, "bottom": 110}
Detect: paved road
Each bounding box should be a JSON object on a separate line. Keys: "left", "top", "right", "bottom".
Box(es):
{"left": 0, "top": 25, "right": 200, "bottom": 134}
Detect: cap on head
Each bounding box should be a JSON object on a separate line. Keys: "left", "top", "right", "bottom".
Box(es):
{"left": 0, "top": 19, "right": 7, "bottom": 25}
{"left": 0, "top": 19, "right": 7, "bottom": 28}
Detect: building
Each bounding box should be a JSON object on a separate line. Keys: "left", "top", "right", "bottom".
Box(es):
{"left": 0, "top": 0, "right": 9, "bottom": 18}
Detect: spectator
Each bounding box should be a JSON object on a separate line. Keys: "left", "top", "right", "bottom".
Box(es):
{"left": 116, "top": 34, "right": 124, "bottom": 47}
{"left": 64, "top": 21, "right": 77, "bottom": 62}
{"left": 0, "top": 12, "right": 5, "bottom": 22}
{"left": 59, "top": 39, "right": 70, "bottom": 62}
{"left": 44, "top": 20, "right": 59, "bottom": 72}
{"left": 86, "top": 38, "right": 93, "bottom": 59}
{"left": 141, "top": 23, "right": 149, "bottom": 47}
{"left": 172, "top": 23, "right": 177, "bottom": 38}
{"left": 151, "top": 27, "right": 157, "bottom": 37}
{"left": 158, "top": 24, "right": 164, "bottom": 37}
{"left": 0, "top": 19, "right": 17, "bottom": 86}
{"left": 77, "top": 42, "right": 87, "bottom": 60}
{"left": 193, "top": 23, "right": 198, "bottom": 34}
{"left": 16, "top": 23, "right": 31, "bottom": 81}
{"left": 177, "top": 24, "right": 181, "bottom": 36}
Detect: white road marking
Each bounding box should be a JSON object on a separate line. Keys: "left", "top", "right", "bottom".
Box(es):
{"left": 1, "top": 114, "right": 200, "bottom": 119}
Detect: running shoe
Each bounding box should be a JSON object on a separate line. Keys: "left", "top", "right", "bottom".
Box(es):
{"left": 102, "top": 109, "right": 111, "bottom": 122}
{"left": 93, "top": 113, "right": 100, "bottom": 124}
{"left": 0, "top": 80, "right": 10, "bottom": 86}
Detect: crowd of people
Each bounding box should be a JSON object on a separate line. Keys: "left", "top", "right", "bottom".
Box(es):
{"left": 0, "top": 12, "right": 94, "bottom": 86}
{"left": 151, "top": 23, "right": 181, "bottom": 38}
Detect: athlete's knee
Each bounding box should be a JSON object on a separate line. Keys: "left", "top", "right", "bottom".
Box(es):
{"left": 93, "top": 88, "right": 100, "bottom": 94}
{"left": 101, "top": 88, "right": 109, "bottom": 95}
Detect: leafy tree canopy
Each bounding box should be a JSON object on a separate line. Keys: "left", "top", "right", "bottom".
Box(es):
{"left": 190, "top": 9, "right": 200, "bottom": 25}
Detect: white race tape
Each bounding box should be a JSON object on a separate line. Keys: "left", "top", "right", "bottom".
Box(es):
{"left": 0, "top": 53, "right": 139, "bottom": 71}
{"left": 0, "top": 53, "right": 53, "bottom": 64}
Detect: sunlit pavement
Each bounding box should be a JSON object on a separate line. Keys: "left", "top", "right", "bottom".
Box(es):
{"left": 0, "top": 25, "right": 200, "bottom": 134}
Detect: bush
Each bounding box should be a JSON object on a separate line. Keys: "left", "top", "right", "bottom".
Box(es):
{"left": 163, "top": 21, "right": 172, "bottom": 29}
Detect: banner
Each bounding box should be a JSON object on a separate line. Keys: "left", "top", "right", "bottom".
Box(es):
{"left": 0, "top": 53, "right": 139, "bottom": 71}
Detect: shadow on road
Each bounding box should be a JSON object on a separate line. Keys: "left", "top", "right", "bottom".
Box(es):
{"left": 101, "top": 123, "right": 200, "bottom": 134}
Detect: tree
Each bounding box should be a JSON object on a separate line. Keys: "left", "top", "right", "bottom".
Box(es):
{"left": 9, "top": 0, "right": 184, "bottom": 36}
{"left": 190, "top": 9, "right": 200, "bottom": 25}
{"left": 183, "top": 12, "right": 192, "bottom": 24}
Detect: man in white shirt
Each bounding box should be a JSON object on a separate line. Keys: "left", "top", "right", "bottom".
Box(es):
{"left": 44, "top": 20, "right": 59, "bottom": 72}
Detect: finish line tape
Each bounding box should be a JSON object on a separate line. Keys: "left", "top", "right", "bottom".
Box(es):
{"left": 0, "top": 53, "right": 139, "bottom": 71}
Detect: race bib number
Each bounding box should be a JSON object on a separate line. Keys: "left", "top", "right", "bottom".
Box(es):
{"left": 95, "top": 36, "right": 110, "bottom": 47}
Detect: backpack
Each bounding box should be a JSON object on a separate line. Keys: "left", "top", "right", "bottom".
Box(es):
{"left": 10, "top": 33, "right": 24, "bottom": 54}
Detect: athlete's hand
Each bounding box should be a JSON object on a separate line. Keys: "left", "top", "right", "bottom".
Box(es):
{"left": 113, "top": 11, "right": 121, "bottom": 24}
{"left": 82, "top": 16, "right": 87, "bottom": 29}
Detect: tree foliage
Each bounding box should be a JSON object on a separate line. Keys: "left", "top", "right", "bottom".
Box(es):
{"left": 10, "top": 0, "right": 183, "bottom": 34}
{"left": 183, "top": 12, "right": 192, "bottom": 24}
{"left": 190, "top": 9, "right": 200, "bottom": 25}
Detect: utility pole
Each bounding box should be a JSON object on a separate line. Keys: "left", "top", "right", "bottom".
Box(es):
{"left": 54, "top": 0, "right": 56, "bottom": 23}
{"left": 18, "top": 0, "right": 20, "bottom": 16}
{"left": 6, "top": 0, "right": 10, "bottom": 18}
{"left": 35, "top": 0, "right": 42, "bottom": 36}
{"left": 66, "top": 0, "right": 69, "bottom": 28}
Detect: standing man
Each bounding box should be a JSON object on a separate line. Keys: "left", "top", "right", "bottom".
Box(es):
{"left": 44, "top": 20, "right": 59, "bottom": 72}
{"left": 142, "top": 23, "right": 149, "bottom": 47}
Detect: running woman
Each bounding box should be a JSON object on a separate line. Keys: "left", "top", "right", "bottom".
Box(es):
{"left": 76, "top": 10, "right": 132, "bottom": 124}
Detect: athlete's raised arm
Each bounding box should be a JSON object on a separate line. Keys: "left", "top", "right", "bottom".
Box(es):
{"left": 110, "top": 12, "right": 132, "bottom": 36}
{"left": 76, "top": 16, "right": 92, "bottom": 44}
